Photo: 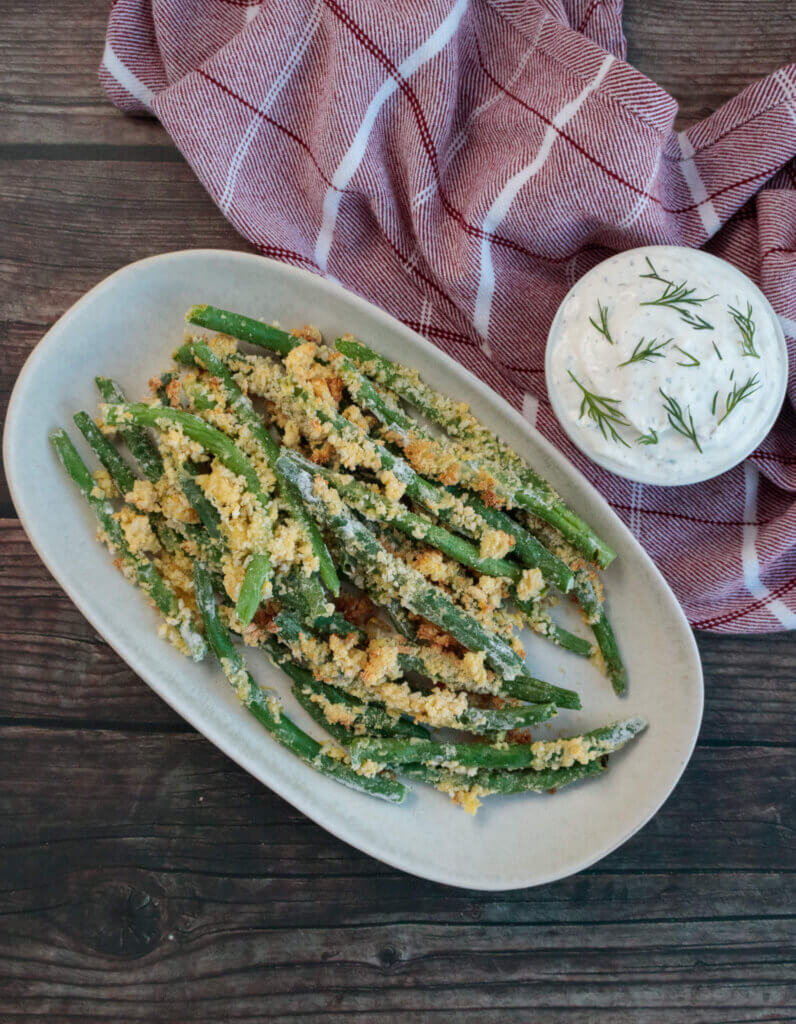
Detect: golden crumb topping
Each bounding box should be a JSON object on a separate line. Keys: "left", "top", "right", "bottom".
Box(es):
{"left": 479, "top": 528, "right": 514, "bottom": 560}
{"left": 516, "top": 567, "right": 544, "bottom": 602}
{"left": 117, "top": 506, "right": 159, "bottom": 556}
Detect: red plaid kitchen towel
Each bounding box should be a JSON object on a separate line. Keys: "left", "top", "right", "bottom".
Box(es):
{"left": 100, "top": 0, "right": 796, "bottom": 632}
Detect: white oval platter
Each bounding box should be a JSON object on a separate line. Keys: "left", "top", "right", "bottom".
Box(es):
{"left": 3, "top": 250, "right": 703, "bottom": 890}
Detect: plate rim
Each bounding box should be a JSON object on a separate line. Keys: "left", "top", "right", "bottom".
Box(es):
{"left": 3, "top": 248, "right": 704, "bottom": 890}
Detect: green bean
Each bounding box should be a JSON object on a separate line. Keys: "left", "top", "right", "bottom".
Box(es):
{"left": 512, "top": 592, "right": 593, "bottom": 658}
{"left": 189, "top": 340, "right": 340, "bottom": 596}
{"left": 336, "top": 337, "right": 616, "bottom": 568}
{"left": 269, "top": 568, "right": 364, "bottom": 643}
{"left": 273, "top": 610, "right": 557, "bottom": 733}
{"left": 100, "top": 403, "right": 272, "bottom": 625}
{"left": 50, "top": 428, "right": 206, "bottom": 660}
{"left": 404, "top": 757, "right": 607, "bottom": 797}
{"left": 192, "top": 560, "right": 406, "bottom": 802}
{"left": 348, "top": 718, "right": 646, "bottom": 771}
{"left": 347, "top": 382, "right": 609, "bottom": 574}
{"left": 451, "top": 486, "right": 574, "bottom": 593}
{"left": 291, "top": 675, "right": 430, "bottom": 741}
{"left": 155, "top": 371, "right": 180, "bottom": 405}
{"left": 94, "top": 379, "right": 224, "bottom": 552}
{"left": 177, "top": 345, "right": 502, "bottom": 546}
{"left": 180, "top": 319, "right": 623, "bottom": 690}
{"left": 73, "top": 411, "right": 137, "bottom": 497}
{"left": 321, "top": 343, "right": 611, "bottom": 568}
{"left": 273, "top": 567, "right": 329, "bottom": 623}
{"left": 73, "top": 410, "right": 187, "bottom": 555}
{"left": 181, "top": 375, "right": 217, "bottom": 410}
{"left": 235, "top": 552, "right": 271, "bottom": 623}
{"left": 178, "top": 470, "right": 224, "bottom": 539}
{"left": 313, "top": 611, "right": 368, "bottom": 644}
{"left": 309, "top": 478, "right": 581, "bottom": 700}
{"left": 572, "top": 569, "right": 626, "bottom": 695}
{"left": 368, "top": 403, "right": 610, "bottom": 569}
{"left": 395, "top": 647, "right": 497, "bottom": 696}
{"left": 95, "top": 377, "right": 164, "bottom": 483}
{"left": 301, "top": 459, "right": 589, "bottom": 658}
{"left": 385, "top": 600, "right": 418, "bottom": 641}
{"left": 322, "top": 534, "right": 406, "bottom": 638}
{"left": 284, "top": 451, "right": 522, "bottom": 581}
{"left": 183, "top": 308, "right": 614, "bottom": 566}
{"left": 101, "top": 403, "right": 263, "bottom": 497}
{"left": 276, "top": 453, "right": 580, "bottom": 709}
{"left": 186, "top": 304, "right": 296, "bottom": 354}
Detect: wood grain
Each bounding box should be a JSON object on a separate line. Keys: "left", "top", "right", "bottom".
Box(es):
{"left": 1, "top": 0, "right": 166, "bottom": 147}
{"left": 1, "top": 0, "right": 794, "bottom": 1020}
{"left": 0, "top": 728, "right": 793, "bottom": 1021}
{"left": 624, "top": 0, "right": 796, "bottom": 128}
{"left": 1, "top": 517, "right": 794, "bottom": 1021}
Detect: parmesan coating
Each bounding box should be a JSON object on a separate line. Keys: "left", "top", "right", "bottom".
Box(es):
{"left": 198, "top": 461, "right": 270, "bottom": 553}
{"left": 379, "top": 469, "right": 407, "bottom": 503}
{"left": 306, "top": 690, "right": 368, "bottom": 736}
{"left": 516, "top": 567, "right": 544, "bottom": 603}
{"left": 158, "top": 423, "right": 205, "bottom": 463}
{"left": 93, "top": 468, "right": 117, "bottom": 499}
{"left": 126, "top": 478, "right": 158, "bottom": 513}
{"left": 117, "top": 506, "right": 159, "bottom": 555}
{"left": 479, "top": 527, "right": 514, "bottom": 560}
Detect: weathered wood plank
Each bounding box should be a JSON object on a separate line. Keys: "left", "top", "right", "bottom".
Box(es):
{"left": 3, "top": 851, "right": 793, "bottom": 929}
{"left": 2, "top": 522, "right": 793, "bottom": 740}
{"left": 1, "top": 0, "right": 168, "bottom": 146}
{"left": 624, "top": 0, "right": 796, "bottom": 127}
{"left": 0, "top": 725, "right": 793, "bottom": 1019}
{"left": 4, "top": 1014, "right": 793, "bottom": 1024}
{"left": 0, "top": 914, "right": 792, "bottom": 1021}
{"left": 0, "top": 159, "right": 247, "bottom": 325}
{"left": 0, "top": 521, "right": 181, "bottom": 723}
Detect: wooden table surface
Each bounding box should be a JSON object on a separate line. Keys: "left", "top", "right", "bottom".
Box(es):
{"left": 1, "top": 3, "right": 794, "bottom": 1021}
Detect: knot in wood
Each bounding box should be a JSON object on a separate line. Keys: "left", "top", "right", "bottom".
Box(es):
{"left": 80, "top": 882, "right": 162, "bottom": 958}
{"left": 378, "top": 945, "right": 401, "bottom": 968}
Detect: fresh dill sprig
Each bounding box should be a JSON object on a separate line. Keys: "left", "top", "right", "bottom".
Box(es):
{"left": 640, "top": 257, "right": 715, "bottom": 330}
{"left": 717, "top": 373, "right": 761, "bottom": 425}
{"left": 728, "top": 302, "right": 759, "bottom": 358}
{"left": 618, "top": 336, "right": 670, "bottom": 366}
{"left": 674, "top": 345, "right": 700, "bottom": 367}
{"left": 636, "top": 427, "right": 659, "bottom": 446}
{"left": 679, "top": 310, "right": 713, "bottom": 331}
{"left": 639, "top": 258, "right": 671, "bottom": 286}
{"left": 589, "top": 301, "right": 615, "bottom": 345}
{"left": 711, "top": 390, "right": 718, "bottom": 415}
{"left": 659, "top": 388, "right": 702, "bottom": 453}
{"left": 712, "top": 341, "right": 723, "bottom": 361}
{"left": 568, "top": 370, "right": 630, "bottom": 447}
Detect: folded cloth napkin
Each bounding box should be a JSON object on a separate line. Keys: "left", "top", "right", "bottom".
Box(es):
{"left": 100, "top": 0, "right": 796, "bottom": 632}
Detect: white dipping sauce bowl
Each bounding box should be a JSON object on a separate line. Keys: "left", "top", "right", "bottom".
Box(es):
{"left": 545, "top": 246, "right": 789, "bottom": 486}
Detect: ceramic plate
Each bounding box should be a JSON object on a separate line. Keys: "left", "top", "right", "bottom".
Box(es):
{"left": 3, "top": 250, "right": 703, "bottom": 890}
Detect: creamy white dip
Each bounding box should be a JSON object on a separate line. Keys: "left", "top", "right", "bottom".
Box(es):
{"left": 546, "top": 246, "right": 787, "bottom": 485}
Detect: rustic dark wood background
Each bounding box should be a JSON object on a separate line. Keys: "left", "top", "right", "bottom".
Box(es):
{"left": 1, "top": 2, "right": 794, "bottom": 1021}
